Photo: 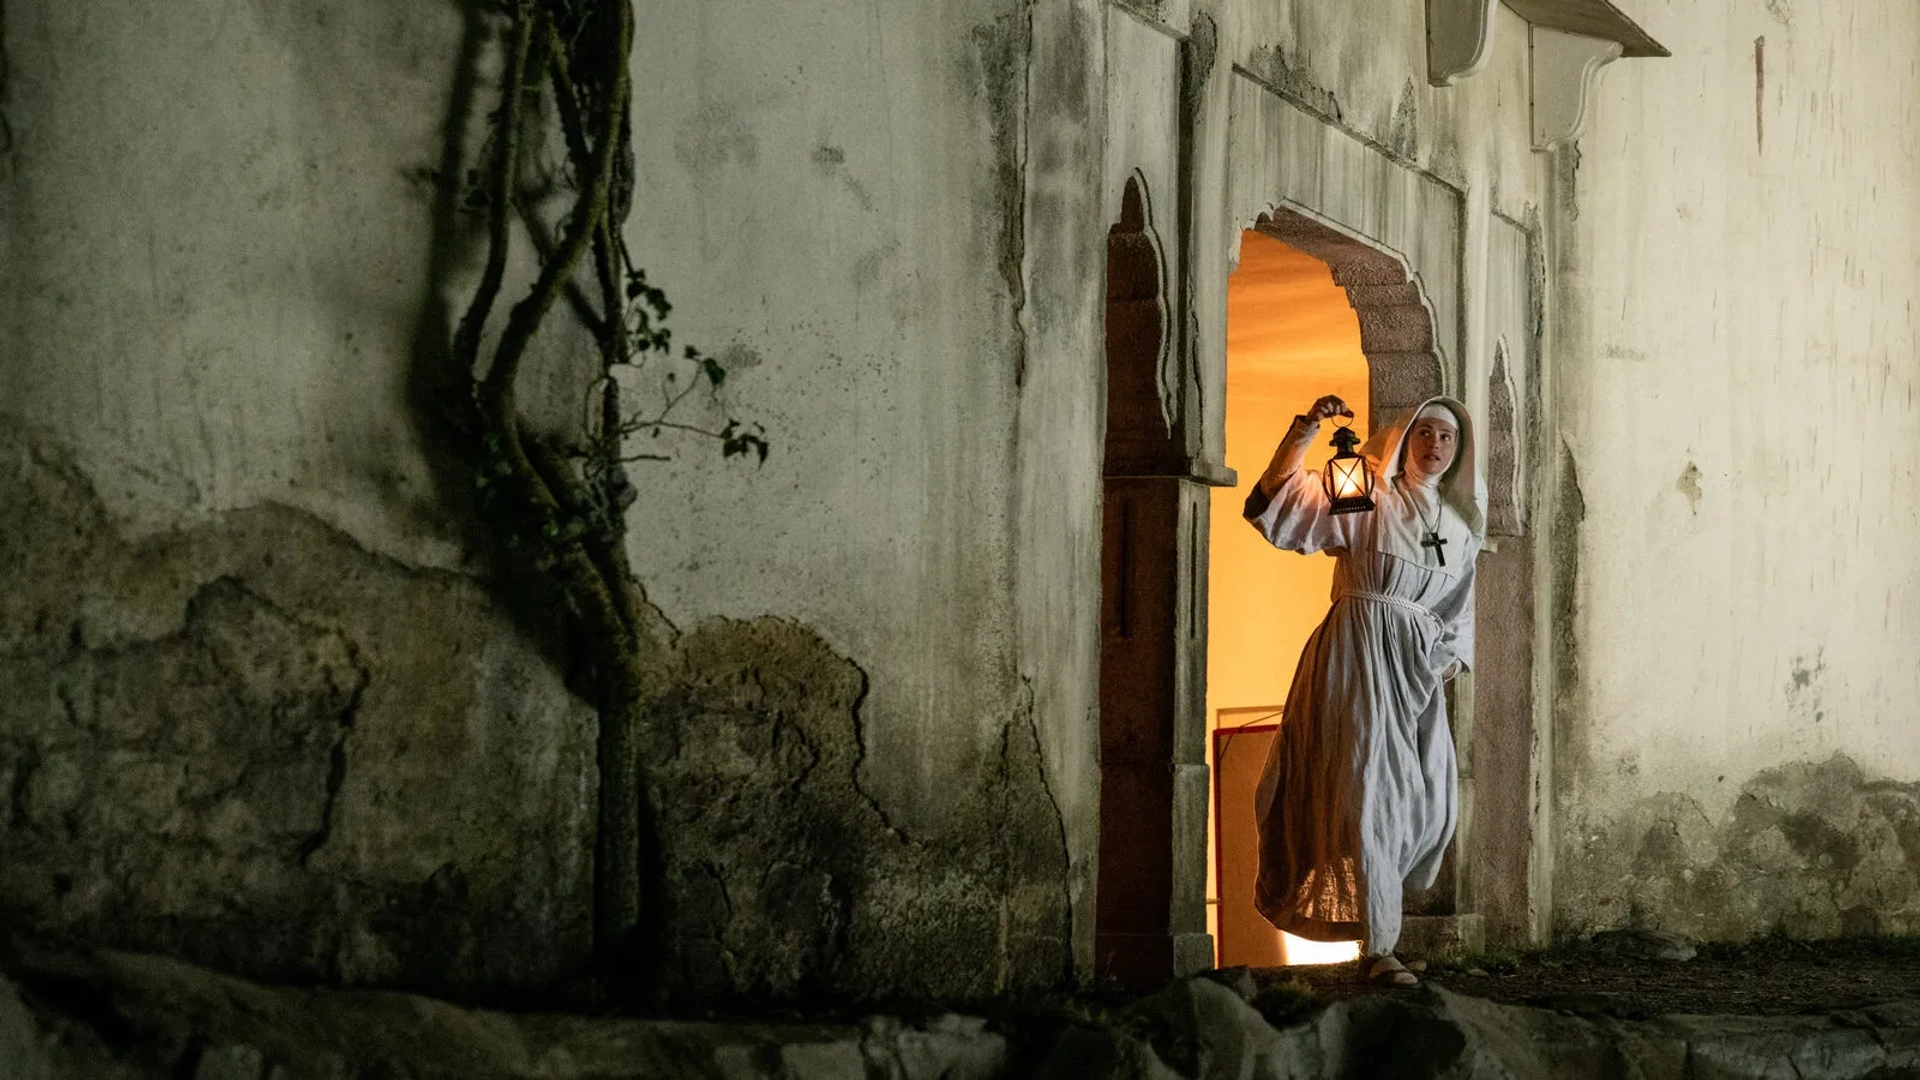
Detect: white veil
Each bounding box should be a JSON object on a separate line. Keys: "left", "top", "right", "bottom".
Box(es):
{"left": 1357, "top": 395, "right": 1486, "bottom": 540}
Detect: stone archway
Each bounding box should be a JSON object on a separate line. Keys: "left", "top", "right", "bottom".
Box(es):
{"left": 1250, "top": 209, "right": 1447, "bottom": 425}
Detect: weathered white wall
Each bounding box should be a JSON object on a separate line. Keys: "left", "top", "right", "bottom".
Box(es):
{"left": 623, "top": 0, "right": 1022, "bottom": 827}
{"left": 0, "top": 1, "right": 471, "bottom": 567}
{"left": 1550, "top": 0, "right": 1920, "bottom": 939}
{"left": 0, "top": 0, "right": 607, "bottom": 995}
{"left": 0, "top": 0, "right": 1097, "bottom": 997}
{"left": 617, "top": 0, "right": 1104, "bottom": 979}
{"left": 7, "top": 0, "right": 1916, "bottom": 998}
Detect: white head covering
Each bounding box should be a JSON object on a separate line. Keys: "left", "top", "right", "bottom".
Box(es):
{"left": 1358, "top": 396, "right": 1486, "bottom": 539}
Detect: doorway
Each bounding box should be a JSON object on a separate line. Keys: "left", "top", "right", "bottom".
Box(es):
{"left": 1093, "top": 189, "right": 1467, "bottom": 983}
{"left": 1208, "top": 231, "right": 1370, "bottom": 967}
{"left": 1206, "top": 212, "right": 1450, "bottom": 968}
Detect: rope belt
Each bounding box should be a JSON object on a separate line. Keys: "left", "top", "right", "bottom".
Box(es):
{"left": 1334, "top": 589, "right": 1441, "bottom": 627}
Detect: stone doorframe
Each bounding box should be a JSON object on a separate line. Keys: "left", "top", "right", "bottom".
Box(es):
{"left": 1096, "top": 174, "right": 1221, "bottom": 990}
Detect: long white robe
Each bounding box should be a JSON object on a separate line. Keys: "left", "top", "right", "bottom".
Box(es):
{"left": 1243, "top": 407, "right": 1480, "bottom": 957}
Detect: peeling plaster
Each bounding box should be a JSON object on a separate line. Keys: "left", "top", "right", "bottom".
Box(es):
{"left": 1559, "top": 756, "right": 1920, "bottom": 942}
{"left": 0, "top": 422, "right": 596, "bottom": 999}
{"left": 1388, "top": 78, "right": 1419, "bottom": 160}
{"left": 1244, "top": 43, "right": 1343, "bottom": 124}
{"left": 647, "top": 617, "right": 1071, "bottom": 1002}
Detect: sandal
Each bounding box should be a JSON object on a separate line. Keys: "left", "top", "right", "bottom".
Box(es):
{"left": 1363, "top": 954, "right": 1420, "bottom": 987}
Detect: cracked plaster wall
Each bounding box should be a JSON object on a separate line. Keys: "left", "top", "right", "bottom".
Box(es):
{"left": 10, "top": 0, "right": 1914, "bottom": 1001}
{"left": 0, "top": 425, "right": 597, "bottom": 998}
{"left": 1546, "top": 1, "right": 1920, "bottom": 937}
{"left": 618, "top": 0, "right": 1094, "bottom": 983}
{"left": 0, "top": 0, "right": 1080, "bottom": 1001}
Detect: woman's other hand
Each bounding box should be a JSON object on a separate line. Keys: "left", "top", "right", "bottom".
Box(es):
{"left": 1442, "top": 662, "right": 1461, "bottom": 681}
{"left": 1303, "top": 395, "right": 1355, "bottom": 424}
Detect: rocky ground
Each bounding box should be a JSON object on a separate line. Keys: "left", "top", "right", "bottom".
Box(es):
{"left": 1288, "top": 931, "right": 1920, "bottom": 1019}
{"left": 8, "top": 934, "right": 1920, "bottom": 1078}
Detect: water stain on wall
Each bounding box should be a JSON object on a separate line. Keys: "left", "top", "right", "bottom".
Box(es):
{"left": 646, "top": 617, "right": 1070, "bottom": 1002}
{"left": 0, "top": 423, "right": 597, "bottom": 1003}
{"left": 1558, "top": 755, "right": 1920, "bottom": 941}
{"left": 1676, "top": 461, "right": 1702, "bottom": 513}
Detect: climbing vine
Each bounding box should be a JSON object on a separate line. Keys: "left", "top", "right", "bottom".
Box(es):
{"left": 438, "top": 0, "right": 763, "bottom": 985}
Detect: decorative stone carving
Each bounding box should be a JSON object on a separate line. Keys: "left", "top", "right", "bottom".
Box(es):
{"left": 1530, "top": 26, "right": 1625, "bottom": 151}
{"left": 1486, "top": 345, "right": 1524, "bottom": 536}
{"left": 1427, "top": 0, "right": 1500, "bottom": 86}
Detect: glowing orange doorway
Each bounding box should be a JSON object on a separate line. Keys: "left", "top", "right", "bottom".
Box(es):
{"left": 1207, "top": 231, "right": 1368, "bottom": 967}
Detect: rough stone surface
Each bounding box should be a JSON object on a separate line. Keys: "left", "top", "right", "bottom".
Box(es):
{"left": 9, "top": 948, "right": 1920, "bottom": 1080}
{"left": 1557, "top": 755, "right": 1920, "bottom": 943}
{"left": 0, "top": 420, "right": 1071, "bottom": 1005}
{"left": 0, "top": 424, "right": 598, "bottom": 999}
{"left": 0, "top": 947, "right": 1011, "bottom": 1080}
{"left": 646, "top": 617, "right": 1072, "bottom": 1002}
{"left": 1591, "top": 929, "right": 1698, "bottom": 963}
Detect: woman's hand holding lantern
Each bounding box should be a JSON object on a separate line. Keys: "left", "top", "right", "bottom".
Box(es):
{"left": 1303, "top": 395, "right": 1355, "bottom": 425}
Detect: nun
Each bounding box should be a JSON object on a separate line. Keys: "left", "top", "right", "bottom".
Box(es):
{"left": 1242, "top": 393, "right": 1483, "bottom": 987}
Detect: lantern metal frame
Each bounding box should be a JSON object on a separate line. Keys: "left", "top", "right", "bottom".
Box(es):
{"left": 1322, "top": 421, "right": 1376, "bottom": 515}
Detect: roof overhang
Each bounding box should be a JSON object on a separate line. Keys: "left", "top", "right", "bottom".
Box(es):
{"left": 1428, "top": 0, "right": 1669, "bottom": 150}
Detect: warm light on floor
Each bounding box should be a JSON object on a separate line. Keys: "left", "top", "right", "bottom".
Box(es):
{"left": 1281, "top": 933, "right": 1361, "bottom": 966}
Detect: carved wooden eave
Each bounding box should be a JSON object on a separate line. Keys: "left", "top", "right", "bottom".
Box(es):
{"left": 1427, "top": 0, "right": 1668, "bottom": 150}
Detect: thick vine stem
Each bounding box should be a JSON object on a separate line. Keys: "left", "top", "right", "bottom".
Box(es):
{"left": 449, "top": 0, "right": 649, "bottom": 987}
{"left": 453, "top": 5, "right": 536, "bottom": 378}
{"left": 480, "top": 5, "right": 630, "bottom": 410}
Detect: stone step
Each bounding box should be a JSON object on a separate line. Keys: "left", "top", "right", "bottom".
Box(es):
{"left": 1399, "top": 913, "right": 1487, "bottom": 960}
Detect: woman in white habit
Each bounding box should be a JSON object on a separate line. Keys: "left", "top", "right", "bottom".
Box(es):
{"left": 1242, "top": 393, "right": 1483, "bottom": 987}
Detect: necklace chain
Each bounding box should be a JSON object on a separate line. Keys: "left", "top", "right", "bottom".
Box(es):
{"left": 1400, "top": 476, "right": 1449, "bottom": 568}
{"left": 1400, "top": 476, "right": 1443, "bottom": 536}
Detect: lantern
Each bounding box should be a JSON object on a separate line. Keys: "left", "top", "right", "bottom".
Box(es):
{"left": 1322, "top": 421, "right": 1375, "bottom": 515}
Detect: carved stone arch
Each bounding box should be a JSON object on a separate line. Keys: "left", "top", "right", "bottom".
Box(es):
{"left": 1097, "top": 170, "right": 1215, "bottom": 991}
{"left": 1248, "top": 207, "right": 1445, "bottom": 429}
{"left": 1486, "top": 342, "right": 1523, "bottom": 537}
{"left": 1105, "top": 174, "right": 1180, "bottom": 476}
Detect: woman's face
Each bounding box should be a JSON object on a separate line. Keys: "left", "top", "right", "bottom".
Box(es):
{"left": 1403, "top": 418, "right": 1458, "bottom": 483}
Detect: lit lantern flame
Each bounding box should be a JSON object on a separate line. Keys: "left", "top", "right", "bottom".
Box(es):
{"left": 1329, "top": 456, "right": 1367, "bottom": 499}
{"left": 1282, "top": 933, "right": 1362, "bottom": 966}
{"left": 1321, "top": 423, "right": 1376, "bottom": 515}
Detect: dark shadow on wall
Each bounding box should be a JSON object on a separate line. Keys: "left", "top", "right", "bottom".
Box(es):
{"left": 390, "top": 2, "right": 1074, "bottom": 1006}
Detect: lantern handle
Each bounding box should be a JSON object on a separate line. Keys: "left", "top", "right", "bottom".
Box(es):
{"left": 1330, "top": 414, "right": 1353, "bottom": 429}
